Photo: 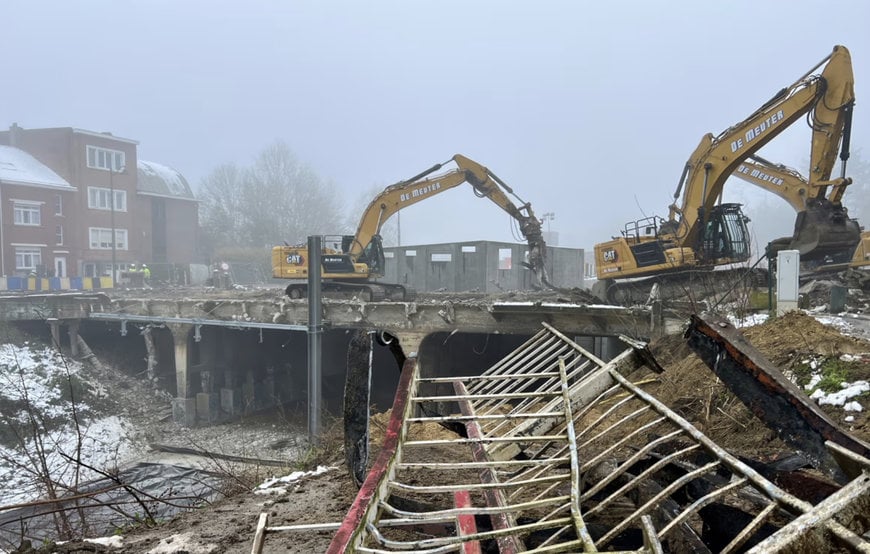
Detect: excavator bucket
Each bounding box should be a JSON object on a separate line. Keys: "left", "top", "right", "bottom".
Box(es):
{"left": 776, "top": 199, "right": 861, "bottom": 263}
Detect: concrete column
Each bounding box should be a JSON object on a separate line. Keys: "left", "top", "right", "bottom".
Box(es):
{"left": 650, "top": 300, "right": 664, "bottom": 340}
{"left": 167, "top": 323, "right": 196, "bottom": 426}
{"left": 141, "top": 326, "right": 158, "bottom": 383}
{"left": 47, "top": 319, "right": 61, "bottom": 351}
{"left": 66, "top": 319, "right": 80, "bottom": 358}
{"left": 167, "top": 323, "right": 192, "bottom": 398}
{"left": 391, "top": 330, "right": 425, "bottom": 363}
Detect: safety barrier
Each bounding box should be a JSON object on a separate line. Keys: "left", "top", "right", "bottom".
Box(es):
{"left": 0, "top": 276, "right": 113, "bottom": 292}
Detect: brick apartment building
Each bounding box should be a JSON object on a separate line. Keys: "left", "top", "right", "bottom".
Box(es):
{"left": 0, "top": 124, "right": 198, "bottom": 281}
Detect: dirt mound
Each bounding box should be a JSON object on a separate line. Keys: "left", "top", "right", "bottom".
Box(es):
{"left": 646, "top": 311, "right": 870, "bottom": 457}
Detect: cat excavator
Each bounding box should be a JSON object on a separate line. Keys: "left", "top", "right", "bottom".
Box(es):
{"left": 733, "top": 155, "right": 867, "bottom": 268}
{"left": 271, "top": 154, "right": 549, "bottom": 300}
{"left": 594, "top": 45, "right": 856, "bottom": 304}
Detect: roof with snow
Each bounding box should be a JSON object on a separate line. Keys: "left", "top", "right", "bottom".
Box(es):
{"left": 137, "top": 160, "right": 195, "bottom": 200}
{"left": 0, "top": 145, "right": 74, "bottom": 189}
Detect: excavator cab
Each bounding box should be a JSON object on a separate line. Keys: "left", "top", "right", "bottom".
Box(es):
{"left": 698, "top": 203, "right": 752, "bottom": 264}
{"left": 355, "top": 234, "right": 386, "bottom": 277}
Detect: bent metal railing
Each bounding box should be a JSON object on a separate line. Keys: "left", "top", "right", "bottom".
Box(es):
{"left": 259, "top": 322, "right": 870, "bottom": 553}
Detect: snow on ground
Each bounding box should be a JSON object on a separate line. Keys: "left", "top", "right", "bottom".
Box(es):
{"left": 727, "top": 312, "right": 769, "bottom": 328}
{"left": 0, "top": 343, "right": 138, "bottom": 507}
{"left": 809, "top": 381, "right": 870, "bottom": 409}
{"left": 812, "top": 314, "right": 856, "bottom": 333}
{"left": 253, "top": 465, "right": 334, "bottom": 496}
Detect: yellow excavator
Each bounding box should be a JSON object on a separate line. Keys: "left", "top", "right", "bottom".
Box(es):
{"left": 733, "top": 155, "right": 867, "bottom": 268}
{"left": 594, "top": 45, "right": 856, "bottom": 303}
{"left": 271, "top": 154, "right": 548, "bottom": 300}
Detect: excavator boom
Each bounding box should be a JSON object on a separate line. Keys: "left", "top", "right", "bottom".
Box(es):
{"left": 272, "top": 154, "right": 550, "bottom": 300}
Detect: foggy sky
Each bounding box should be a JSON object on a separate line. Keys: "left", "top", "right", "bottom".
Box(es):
{"left": 3, "top": 0, "right": 869, "bottom": 255}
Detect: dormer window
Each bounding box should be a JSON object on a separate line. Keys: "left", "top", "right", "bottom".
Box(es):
{"left": 86, "top": 145, "right": 125, "bottom": 172}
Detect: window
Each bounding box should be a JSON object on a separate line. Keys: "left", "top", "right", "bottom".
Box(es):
{"left": 86, "top": 145, "right": 125, "bottom": 171}
{"left": 498, "top": 248, "right": 513, "bottom": 270}
{"left": 55, "top": 225, "right": 64, "bottom": 246}
{"left": 431, "top": 253, "right": 452, "bottom": 262}
{"left": 54, "top": 195, "right": 63, "bottom": 216}
{"left": 87, "top": 187, "right": 127, "bottom": 211}
{"left": 13, "top": 202, "right": 41, "bottom": 226}
{"left": 89, "top": 227, "right": 128, "bottom": 250}
{"left": 15, "top": 247, "right": 41, "bottom": 270}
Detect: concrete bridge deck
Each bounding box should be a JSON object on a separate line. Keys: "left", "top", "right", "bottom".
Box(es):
{"left": 0, "top": 288, "right": 684, "bottom": 424}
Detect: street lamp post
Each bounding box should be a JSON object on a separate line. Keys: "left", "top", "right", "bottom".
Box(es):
{"left": 109, "top": 165, "right": 117, "bottom": 283}
{"left": 541, "top": 212, "right": 555, "bottom": 233}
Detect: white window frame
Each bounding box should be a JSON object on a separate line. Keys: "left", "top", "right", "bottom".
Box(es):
{"left": 87, "top": 186, "right": 127, "bottom": 212}
{"left": 89, "top": 227, "right": 128, "bottom": 250}
{"left": 86, "top": 145, "right": 125, "bottom": 172}
{"left": 13, "top": 202, "right": 41, "bottom": 226}
{"left": 15, "top": 247, "right": 42, "bottom": 271}
{"left": 55, "top": 224, "right": 64, "bottom": 246}
{"left": 54, "top": 194, "right": 63, "bottom": 216}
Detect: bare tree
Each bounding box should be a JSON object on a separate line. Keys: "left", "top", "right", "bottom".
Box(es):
{"left": 841, "top": 148, "right": 870, "bottom": 223}
{"left": 199, "top": 141, "right": 345, "bottom": 252}
{"left": 198, "top": 162, "right": 247, "bottom": 249}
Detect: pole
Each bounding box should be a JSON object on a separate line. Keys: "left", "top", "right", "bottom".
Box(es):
{"left": 109, "top": 165, "right": 116, "bottom": 283}
{"left": 307, "top": 235, "right": 323, "bottom": 444}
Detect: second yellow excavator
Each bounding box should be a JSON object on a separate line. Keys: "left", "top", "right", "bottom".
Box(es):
{"left": 594, "top": 45, "right": 856, "bottom": 303}
{"left": 271, "top": 154, "right": 549, "bottom": 300}
{"left": 733, "top": 155, "right": 867, "bottom": 268}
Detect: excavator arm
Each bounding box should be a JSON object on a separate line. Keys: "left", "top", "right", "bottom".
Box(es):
{"left": 731, "top": 155, "right": 861, "bottom": 264}
{"left": 349, "top": 154, "right": 549, "bottom": 285}
{"left": 734, "top": 156, "right": 811, "bottom": 212}
{"left": 668, "top": 45, "right": 854, "bottom": 250}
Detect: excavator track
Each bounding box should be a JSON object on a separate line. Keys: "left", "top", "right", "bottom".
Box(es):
{"left": 599, "top": 267, "right": 769, "bottom": 307}
{"left": 284, "top": 281, "right": 415, "bottom": 302}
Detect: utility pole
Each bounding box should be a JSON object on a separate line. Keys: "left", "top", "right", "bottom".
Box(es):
{"left": 541, "top": 212, "right": 555, "bottom": 233}
{"left": 109, "top": 165, "right": 116, "bottom": 283}
{"left": 307, "top": 235, "right": 323, "bottom": 444}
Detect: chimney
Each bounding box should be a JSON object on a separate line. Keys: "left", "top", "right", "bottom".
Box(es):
{"left": 9, "top": 123, "right": 21, "bottom": 147}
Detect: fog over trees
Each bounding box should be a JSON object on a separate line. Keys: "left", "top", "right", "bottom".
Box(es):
{"left": 842, "top": 150, "right": 870, "bottom": 224}
{"left": 199, "top": 141, "right": 345, "bottom": 259}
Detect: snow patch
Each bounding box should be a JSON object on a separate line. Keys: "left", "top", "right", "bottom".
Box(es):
{"left": 254, "top": 465, "right": 333, "bottom": 494}
{"left": 0, "top": 343, "right": 138, "bottom": 506}
{"left": 810, "top": 380, "right": 870, "bottom": 407}
{"left": 147, "top": 532, "right": 218, "bottom": 553}
{"left": 727, "top": 313, "right": 769, "bottom": 328}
